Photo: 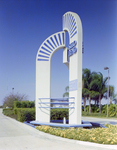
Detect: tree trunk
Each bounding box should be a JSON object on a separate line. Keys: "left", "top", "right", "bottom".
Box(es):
{"left": 99, "top": 95, "right": 101, "bottom": 113}
{"left": 110, "top": 98, "right": 112, "bottom": 104}
{"left": 84, "top": 97, "right": 86, "bottom": 112}
{"left": 89, "top": 97, "right": 91, "bottom": 113}
{"left": 95, "top": 98, "right": 96, "bottom": 107}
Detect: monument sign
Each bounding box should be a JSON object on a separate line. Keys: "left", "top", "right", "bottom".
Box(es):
{"left": 36, "top": 11, "right": 82, "bottom": 124}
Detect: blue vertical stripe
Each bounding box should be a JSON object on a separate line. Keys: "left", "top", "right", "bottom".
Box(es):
{"left": 47, "top": 40, "right": 54, "bottom": 49}
{"left": 50, "top": 37, "right": 57, "bottom": 47}
{"left": 41, "top": 46, "right": 51, "bottom": 53}
{"left": 40, "top": 50, "right": 50, "bottom": 56}
{"left": 70, "top": 31, "right": 77, "bottom": 38}
{"left": 38, "top": 31, "right": 65, "bottom": 61}
{"left": 44, "top": 43, "right": 53, "bottom": 51}
{"left": 71, "top": 26, "right": 77, "bottom": 36}
{"left": 70, "top": 19, "right": 75, "bottom": 33}
{"left": 38, "top": 59, "right": 49, "bottom": 61}
{"left": 54, "top": 35, "right": 59, "bottom": 46}
{"left": 58, "top": 33, "right": 62, "bottom": 45}
{"left": 62, "top": 32, "right": 64, "bottom": 45}
{"left": 38, "top": 54, "right": 49, "bottom": 58}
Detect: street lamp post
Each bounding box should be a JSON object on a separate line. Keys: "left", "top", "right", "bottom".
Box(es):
{"left": 12, "top": 88, "right": 14, "bottom": 93}
{"left": 104, "top": 67, "right": 109, "bottom": 118}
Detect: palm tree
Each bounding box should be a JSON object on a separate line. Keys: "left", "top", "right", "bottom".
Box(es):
{"left": 82, "top": 68, "right": 96, "bottom": 113}
{"left": 112, "top": 94, "right": 117, "bottom": 104}
{"left": 63, "top": 86, "right": 69, "bottom": 98}
{"left": 109, "top": 86, "right": 115, "bottom": 104}
{"left": 82, "top": 88, "right": 89, "bottom": 111}
{"left": 90, "top": 72, "right": 108, "bottom": 113}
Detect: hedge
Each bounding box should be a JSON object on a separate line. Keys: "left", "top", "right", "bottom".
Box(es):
{"left": 13, "top": 101, "right": 35, "bottom": 109}
{"left": 82, "top": 104, "right": 117, "bottom": 117}
{"left": 101, "top": 104, "right": 117, "bottom": 117}
{"left": 82, "top": 111, "right": 106, "bottom": 117}
{"left": 17, "top": 108, "right": 35, "bottom": 122}
{"left": 3, "top": 108, "right": 18, "bottom": 120}
{"left": 3, "top": 104, "right": 117, "bottom": 122}
{"left": 51, "top": 108, "right": 69, "bottom": 120}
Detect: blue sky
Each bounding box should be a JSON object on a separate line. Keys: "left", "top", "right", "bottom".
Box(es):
{"left": 0, "top": 0, "right": 117, "bottom": 105}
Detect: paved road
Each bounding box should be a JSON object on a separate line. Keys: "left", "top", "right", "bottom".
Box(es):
{"left": 0, "top": 109, "right": 117, "bottom": 150}
{"left": 82, "top": 116, "right": 117, "bottom": 125}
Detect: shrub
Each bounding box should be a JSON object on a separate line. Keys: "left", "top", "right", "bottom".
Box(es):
{"left": 82, "top": 111, "right": 106, "bottom": 117}
{"left": 108, "top": 104, "right": 117, "bottom": 117}
{"left": 17, "top": 108, "right": 35, "bottom": 122}
{"left": 13, "top": 101, "right": 21, "bottom": 109}
{"left": 51, "top": 108, "right": 69, "bottom": 120}
{"left": 83, "top": 105, "right": 101, "bottom": 113}
{"left": 13, "top": 101, "right": 35, "bottom": 109}
{"left": 101, "top": 104, "right": 117, "bottom": 117}
{"left": 3, "top": 108, "right": 17, "bottom": 120}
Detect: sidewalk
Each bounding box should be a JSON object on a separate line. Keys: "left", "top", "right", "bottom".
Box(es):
{"left": 0, "top": 109, "right": 117, "bottom": 150}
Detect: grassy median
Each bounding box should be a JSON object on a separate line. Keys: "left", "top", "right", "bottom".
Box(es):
{"left": 36, "top": 124, "right": 117, "bottom": 145}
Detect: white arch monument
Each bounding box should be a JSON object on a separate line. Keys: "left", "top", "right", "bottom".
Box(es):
{"left": 36, "top": 11, "right": 82, "bottom": 125}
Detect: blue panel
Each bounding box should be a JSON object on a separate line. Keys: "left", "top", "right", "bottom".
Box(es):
{"left": 38, "top": 54, "right": 49, "bottom": 58}
{"left": 69, "top": 79, "right": 77, "bottom": 91}
{"left": 62, "top": 32, "right": 64, "bottom": 44}
{"left": 47, "top": 40, "right": 54, "bottom": 49}
{"left": 70, "top": 31, "right": 77, "bottom": 38}
{"left": 44, "top": 43, "right": 53, "bottom": 51}
{"left": 38, "top": 107, "right": 74, "bottom": 109}
{"left": 50, "top": 37, "right": 57, "bottom": 47}
{"left": 41, "top": 46, "right": 51, "bottom": 53}
{"left": 40, "top": 50, "right": 50, "bottom": 56}
{"left": 37, "top": 59, "right": 49, "bottom": 61}
{"left": 38, "top": 102, "right": 74, "bottom": 105}
{"left": 54, "top": 35, "right": 59, "bottom": 46}
{"left": 58, "top": 33, "right": 62, "bottom": 45}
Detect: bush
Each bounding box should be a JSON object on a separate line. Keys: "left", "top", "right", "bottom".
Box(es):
{"left": 51, "top": 108, "right": 69, "bottom": 120}
{"left": 83, "top": 104, "right": 117, "bottom": 118}
{"left": 3, "top": 108, "right": 17, "bottom": 120}
{"left": 108, "top": 104, "right": 117, "bottom": 117}
{"left": 83, "top": 105, "right": 100, "bottom": 113}
{"left": 82, "top": 111, "right": 106, "bottom": 117}
{"left": 101, "top": 104, "right": 117, "bottom": 117}
{"left": 3, "top": 107, "right": 35, "bottom": 122}
{"left": 17, "top": 108, "right": 35, "bottom": 122}
{"left": 13, "top": 101, "right": 35, "bottom": 109}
